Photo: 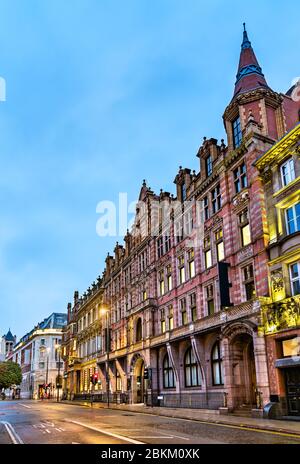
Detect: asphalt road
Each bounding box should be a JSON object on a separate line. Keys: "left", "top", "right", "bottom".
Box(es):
{"left": 0, "top": 400, "right": 300, "bottom": 444}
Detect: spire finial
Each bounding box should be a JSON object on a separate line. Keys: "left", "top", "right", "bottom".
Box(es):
{"left": 241, "top": 22, "right": 251, "bottom": 49}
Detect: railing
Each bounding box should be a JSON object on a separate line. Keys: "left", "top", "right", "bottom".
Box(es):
{"left": 147, "top": 391, "right": 224, "bottom": 410}
{"left": 73, "top": 392, "right": 129, "bottom": 404}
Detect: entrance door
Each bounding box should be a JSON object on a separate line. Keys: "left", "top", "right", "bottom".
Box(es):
{"left": 285, "top": 367, "right": 300, "bottom": 416}
{"left": 133, "top": 358, "right": 144, "bottom": 403}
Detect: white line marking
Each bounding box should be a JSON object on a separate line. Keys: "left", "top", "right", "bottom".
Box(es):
{"left": 19, "top": 403, "right": 32, "bottom": 409}
{"left": 65, "top": 419, "right": 144, "bottom": 445}
{"left": 134, "top": 436, "right": 174, "bottom": 439}
{"left": 158, "top": 431, "right": 190, "bottom": 441}
{"left": 1, "top": 421, "right": 24, "bottom": 444}
{"left": 72, "top": 442, "right": 80, "bottom": 444}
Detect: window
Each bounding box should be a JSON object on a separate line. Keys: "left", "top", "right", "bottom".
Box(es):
{"left": 168, "top": 305, "right": 174, "bottom": 330}
{"left": 181, "top": 183, "right": 187, "bottom": 201}
{"left": 175, "top": 217, "right": 183, "bottom": 244}
{"left": 203, "top": 196, "right": 209, "bottom": 220}
{"left": 160, "top": 310, "right": 166, "bottom": 333}
{"left": 190, "top": 293, "right": 197, "bottom": 322}
{"left": 40, "top": 339, "right": 45, "bottom": 346}
{"left": 116, "top": 370, "right": 122, "bottom": 391}
{"left": 167, "top": 265, "right": 172, "bottom": 291}
{"left": 164, "top": 232, "right": 171, "bottom": 253}
{"left": 142, "top": 289, "right": 147, "bottom": 301}
{"left": 206, "top": 284, "right": 215, "bottom": 316}
{"left": 205, "top": 249, "right": 212, "bottom": 269}
{"left": 188, "top": 249, "right": 195, "bottom": 278}
{"left": 157, "top": 236, "right": 164, "bottom": 258}
{"left": 184, "top": 348, "right": 201, "bottom": 387}
{"left": 159, "top": 270, "right": 165, "bottom": 296}
{"left": 180, "top": 299, "right": 188, "bottom": 325}
{"left": 243, "top": 264, "right": 255, "bottom": 300}
{"left": 215, "top": 229, "right": 224, "bottom": 261}
{"left": 212, "top": 184, "right": 222, "bottom": 214}
{"left": 39, "top": 362, "right": 45, "bottom": 369}
{"left": 205, "top": 155, "right": 213, "bottom": 177}
{"left": 136, "top": 318, "right": 142, "bottom": 342}
{"left": 212, "top": 342, "right": 223, "bottom": 385}
{"left": 178, "top": 255, "right": 185, "bottom": 284}
{"left": 290, "top": 262, "right": 300, "bottom": 296}
{"left": 233, "top": 162, "right": 247, "bottom": 193}
{"left": 239, "top": 209, "right": 251, "bottom": 246}
{"left": 163, "top": 354, "right": 175, "bottom": 388}
{"left": 286, "top": 203, "right": 300, "bottom": 234}
{"left": 281, "top": 158, "right": 295, "bottom": 187}
{"left": 282, "top": 338, "right": 300, "bottom": 357}
{"left": 184, "top": 207, "right": 193, "bottom": 236}
{"left": 232, "top": 116, "right": 242, "bottom": 148}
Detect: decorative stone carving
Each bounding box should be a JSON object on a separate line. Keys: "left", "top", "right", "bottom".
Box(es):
{"left": 270, "top": 270, "right": 284, "bottom": 293}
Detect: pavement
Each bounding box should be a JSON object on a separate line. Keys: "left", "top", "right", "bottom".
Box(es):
{"left": 0, "top": 399, "right": 300, "bottom": 444}
{"left": 59, "top": 399, "right": 300, "bottom": 437}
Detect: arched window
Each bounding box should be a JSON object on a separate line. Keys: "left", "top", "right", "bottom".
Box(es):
{"left": 163, "top": 354, "right": 175, "bottom": 388}
{"left": 116, "top": 369, "right": 122, "bottom": 391}
{"left": 136, "top": 318, "right": 142, "bottom": 342}
{"left": 184, "top": 347, "right": 201, "bottom": 387}
{"left": 212, "top": 341, "right": 223, "bottom": 385}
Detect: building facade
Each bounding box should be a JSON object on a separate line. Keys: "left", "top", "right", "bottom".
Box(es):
{"left": 256, "top": 123, "right": 300, "bottom": 417}
{"left": 8, "top": 313, "right": 67, "bottom": 399}
{"left": 62, "top": 26, "right": 300, "bottom": 416}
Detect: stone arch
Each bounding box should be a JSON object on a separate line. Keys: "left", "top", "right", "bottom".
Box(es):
{"left": 129, "top": 352, "right": 146, "bottom": 403}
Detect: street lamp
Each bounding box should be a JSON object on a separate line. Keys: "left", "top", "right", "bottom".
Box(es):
{"left": 55, "top": 344, "right": 62, "bottom": 403}
{"left": 45, "top": 347, "right": 50, "bottom": 399}
{"left": 100, "top": 306, "right": 110, "bottom": 408}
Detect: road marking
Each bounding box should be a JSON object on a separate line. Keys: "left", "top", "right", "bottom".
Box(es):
{"left": 19, "top": 403, "right": 32, "bottom": 409}
{"left": 1, "top": 421, "right": 24, "bottom": 444}
{"left": 134, "top": 436, "right": 174, "bottom": 439}
{"left": 65, "top": 419, "right": 145, "bottom": 445}
{"left": 72, "top": 442, "right": 80, "bottom": 444}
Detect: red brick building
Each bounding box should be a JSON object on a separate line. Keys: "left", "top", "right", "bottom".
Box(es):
{"left": 63, "top": 25, "right": 300, "bottom": 417}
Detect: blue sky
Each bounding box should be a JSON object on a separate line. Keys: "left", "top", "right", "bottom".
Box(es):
{"left": 0, "top": 0, "right": 299, "bottom": 340}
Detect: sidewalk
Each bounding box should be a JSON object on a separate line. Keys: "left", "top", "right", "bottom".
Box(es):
{"left": 58, "top": 400, "right": 300, "bottom": 437}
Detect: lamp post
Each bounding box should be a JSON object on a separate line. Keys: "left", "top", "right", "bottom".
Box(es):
{"left": 55, "top": 344, "right": 62, "bottom": 402}
{"left": 100, "top": 306, "right": 110, "bottom": 409}
{"left": 45, "top": 347, "right": 50, "bottom": 399}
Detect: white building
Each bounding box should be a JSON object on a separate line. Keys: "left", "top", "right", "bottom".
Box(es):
{"left": 7, "top": 313, "right": 67, "bottom": 399}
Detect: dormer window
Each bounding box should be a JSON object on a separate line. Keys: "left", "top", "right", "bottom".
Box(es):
{"left": 232, "top": 116, "right": 242, "bottom": 148}
{"left": 280, "top": 158, "right": 295, "bottom": 187}
{"left": 205, "top": 155, "right": 213, "bottom": 177}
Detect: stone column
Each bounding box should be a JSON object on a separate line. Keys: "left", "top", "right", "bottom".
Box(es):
{"left": 221, "top": 337, "right": 233, "bottom": 410}
{"left": 253, "top": 330, "right": 270, "bottom": 407}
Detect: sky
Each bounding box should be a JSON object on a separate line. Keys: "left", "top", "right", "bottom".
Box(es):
{"left": 0, "top": 0, "right": 299, "bottom": 340}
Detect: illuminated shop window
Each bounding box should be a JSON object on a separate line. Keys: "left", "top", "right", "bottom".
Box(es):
{"left": 282, "top": 338, "right": 300, "bottom": 357}
{"left": 290, "top": 262, "right": 300, "bottom": 296}
{"left": 280, "top": 158, "right": 295, "bottom": 187}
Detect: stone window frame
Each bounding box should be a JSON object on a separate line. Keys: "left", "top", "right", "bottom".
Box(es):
{"left": 240, "top": 262, "right": 256, "bottom": 302}
{"left": 233, "top": 160, "right": 247, "bottom": 194}
{"left": 280, "top": 156, "right": 296, "bottom": 188}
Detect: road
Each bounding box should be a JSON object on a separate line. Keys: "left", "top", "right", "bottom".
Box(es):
{"left": 0, "top": 400, "right": 300, "bottom": 444}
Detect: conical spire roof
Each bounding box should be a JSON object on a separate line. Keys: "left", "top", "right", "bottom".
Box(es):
{"left": 234, "top": 23, "right": 269, "bottom": 97}
{"left": 4, "top": 329, "right": 15, "bottom": 342}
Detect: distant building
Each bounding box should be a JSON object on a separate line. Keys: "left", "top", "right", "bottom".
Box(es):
{"left": 7, "top": 313, "right": 67, "bottom": 399}
{"left": 0, "top": 329, "right": 16, "bottom": 361}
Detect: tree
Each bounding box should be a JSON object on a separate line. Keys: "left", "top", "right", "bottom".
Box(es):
{"left": 0, "top": 362, "right": 22, "bottom": 390}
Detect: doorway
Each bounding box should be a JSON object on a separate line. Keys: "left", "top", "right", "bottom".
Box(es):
{"left": 132, "top": 357, "right": 144, "bottom": 403}
{"left": 285, "top": 367, "right": 300, "bottom": 416}
{"left": 231, "top": 333, "right": 257, "bottom": 407}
